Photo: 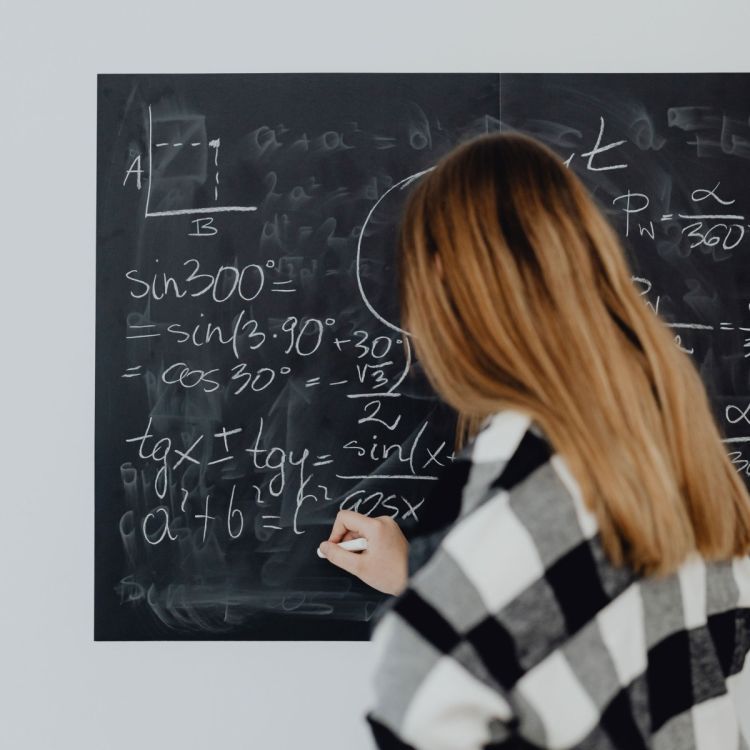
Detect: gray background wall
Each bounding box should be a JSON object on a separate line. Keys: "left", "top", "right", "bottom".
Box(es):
{"left": 1, "top": 1, "right": 749, "bottom": 747}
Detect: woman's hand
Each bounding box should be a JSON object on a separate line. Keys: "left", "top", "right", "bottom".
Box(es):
{"left": 318, "top": 510, "right": 409, "bottom": 596}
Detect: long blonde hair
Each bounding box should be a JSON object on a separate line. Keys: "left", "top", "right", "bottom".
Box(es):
{"left": 397, "top": 131, "right": 750, "bottom": 575}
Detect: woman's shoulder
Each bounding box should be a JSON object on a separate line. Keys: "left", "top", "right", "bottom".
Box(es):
{"left": 411, "top": 408, "right": 606, "bottom": 613}
{"left": 369, "top": 405, "right": 606, "bottom": 663}
{"left": 404, "top": 408, "right": 599, "bottom": 582}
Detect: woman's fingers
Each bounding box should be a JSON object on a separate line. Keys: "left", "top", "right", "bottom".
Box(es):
{"left": 319, "top": 513, "right": 409, "bottom": 596}
{"left": 318, "top": 540, "right": 363, "bottom": 576}
{"left": 327, "top": 509, "right": 376, "bottom": 543}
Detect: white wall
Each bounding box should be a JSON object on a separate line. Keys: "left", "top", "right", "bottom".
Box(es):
{"left": 2, "top": 1, "right": 749, "bottom": 747}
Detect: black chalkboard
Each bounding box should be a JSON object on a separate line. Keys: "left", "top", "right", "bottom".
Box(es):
{"left": 96, "top": 73, "right": 750, "bottom": 641}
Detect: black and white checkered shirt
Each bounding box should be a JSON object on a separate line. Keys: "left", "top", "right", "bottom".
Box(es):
{"left": 365, "top": 409, "right": 750, "bottom": 749}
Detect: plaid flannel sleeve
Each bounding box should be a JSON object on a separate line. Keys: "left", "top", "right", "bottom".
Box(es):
{"left": 365, "top": 568, "right": 520, "bottom": 750}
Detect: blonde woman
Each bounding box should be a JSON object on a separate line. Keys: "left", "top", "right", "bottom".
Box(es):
{"left": 318, "top": 132, "right": 750, "bottom": 749}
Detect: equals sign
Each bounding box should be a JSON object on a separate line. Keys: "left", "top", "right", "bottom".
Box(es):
{"left": 305, "top": 377, "right": 321, "bottom": 387}
{"left": 121, "top": 365, "right": 142, "bottom": 378}
{"left": 261, "top": 514, "right": 281, "bottom": 530}
{"left": 271, "top": 280, "right": 296, "bottom": 293}
{"left": 660, "top": 214, "right": 674, "bottom": 221}
{"left": 373, "top": 135, "right": 397, "bottom": 150}
{"left": 720, "top": 323, "right": 735, "bottom": 331}
{"left": 126, "top": 323, "right": 160, "bottom": 339}
{"left": 313, "top": 455, "right": 333, "bottom": 466}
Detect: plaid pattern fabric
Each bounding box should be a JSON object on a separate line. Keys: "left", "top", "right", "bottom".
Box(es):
{"left": 365, "top": 409, "right": 750, "bottom": 749}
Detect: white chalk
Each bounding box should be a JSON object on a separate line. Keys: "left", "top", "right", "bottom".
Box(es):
{"left": 338, "top": 537, "right": 369, "bottom": 552}
{"left": 317, "top": 537, "right": 369, "bottom": 558}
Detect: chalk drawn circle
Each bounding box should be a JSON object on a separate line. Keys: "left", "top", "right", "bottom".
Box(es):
{"left": 356, "top": 167, "right": 434, "bottom": 335}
